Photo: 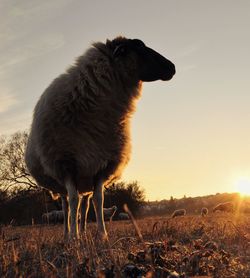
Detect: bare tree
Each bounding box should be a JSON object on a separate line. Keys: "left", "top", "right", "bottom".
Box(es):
{"left": 0, "top": 131, "right": 37, "bottom": 193}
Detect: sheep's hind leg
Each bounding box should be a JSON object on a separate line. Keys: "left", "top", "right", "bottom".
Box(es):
{"left": 65, "top": 179, "right": 80, "bottom": 240}
{"left": 80, "top": 194, "right": 91, "bottom": 234}
{"left": 92, "top": 181, "right": 107, "bottom": 240}
{"left": 61, "top": 195, "right": 69, "bottom": 240}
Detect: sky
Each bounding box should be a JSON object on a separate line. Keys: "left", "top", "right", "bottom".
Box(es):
{"left": 0, "top": 1, "right": 250, "bottom": 200}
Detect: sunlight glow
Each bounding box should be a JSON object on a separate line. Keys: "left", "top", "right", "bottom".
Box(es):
{"left": 235, "top": 177, "right": 250, "bottom": 196}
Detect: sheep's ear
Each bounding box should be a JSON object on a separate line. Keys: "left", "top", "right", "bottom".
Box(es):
{"left": 113, "top": 44, "right": 127, "bottom": 57}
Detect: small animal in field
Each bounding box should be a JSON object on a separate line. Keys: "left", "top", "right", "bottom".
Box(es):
{"left": 56, "top": 210, "right": 64, "bottom": 222}
{"left": 43, "top": 210, "right": 78, "bottom": 224}
{"left": 201, "top": 207, "right": 208, "bottom": 216}
{"left": 213, "top": 202, "right": 234, "bottom": 213}
{"left": 25, "top": 36, "right": 175, "bottom": 240}
{"left": 104, "top": 205, "right": 117, "bottom": 221}
{"left": 118, "top": 212, "right": 130, "bottom": 220}
{"left": 171, "top": 209, "right": 186, "bottom": 218}
{"left": 42, "top": 210, "right": 59, "bottom": 224}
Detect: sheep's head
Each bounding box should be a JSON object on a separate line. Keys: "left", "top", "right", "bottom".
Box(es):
{"left": 107, "top": 37, "right": 175, "bottom": 82}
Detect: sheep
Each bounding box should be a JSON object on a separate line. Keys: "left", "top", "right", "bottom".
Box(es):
{"left": 42, "top": 211, "right": 52, "bottom": 224}
{"left": 213, "top": 202, "right": 234, "bottom": 213}
{"left": 42, "top": 210, "right": 64, "bottom": 224}
{"left": 43, "top": 210, "right": 80, "bottom": 224}
{"left": 118, "top": 212, "right": 129, "bottom": 220}
{"left": 201, "top": 207, "right": 208, "bottom": 216}
{"left": 104, "top": 205, "right": 117, "bottom": 221}
{"left": 55, "top": 210, "right": 64, "bottom": 223}
{"left": 79, "top": 199, "right": 117, "bottom": 231}
{"left": 25, "top": 36, "right": 175, "bottom": 240}
{"left": 42, "top": 210, "right": 57, "bottom": 224}
{"left": 171, "top": 209, "right": 186, "bottom": 218}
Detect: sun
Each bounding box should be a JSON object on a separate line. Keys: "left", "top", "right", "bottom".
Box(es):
{"left": 235, "top": 177, "right": 250, "bottom": 196}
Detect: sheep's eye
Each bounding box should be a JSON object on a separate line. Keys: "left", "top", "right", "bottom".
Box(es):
{"left": 119, "top": 46, "right": 126, "bottom": 54}
{"left": 132, "top": 39, "right": 145, "bottom": 48}
{"left": 113, "top": 45, "right": 127, "bottom": 57}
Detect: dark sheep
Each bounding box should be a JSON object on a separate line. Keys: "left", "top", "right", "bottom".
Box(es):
{"left": 25, "top": 37, "right": 175, "bottom": 240}
{"left": 104, "top": 205, "right": 117, "bottom": 221}
{"left": 171, "top": 209, "right": 186, "bottom": 218}
{"left": 118, "top": 212, "right": 129, "bottom": 220}
{"left": 42, "top": 210, "right": 64, "bottom": 224}
{"left": 213, "top": 202, "right": 234, "bottom": 213}
{"left": 201, "top": 207, "right": 208, "bottom": 216}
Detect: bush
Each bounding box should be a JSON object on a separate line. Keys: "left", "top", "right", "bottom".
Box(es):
{"left": 0, "top": 189, "right": 60, "bottom": 225}
{"left": 104, "top": 181, "right": 145, "bottom": 217}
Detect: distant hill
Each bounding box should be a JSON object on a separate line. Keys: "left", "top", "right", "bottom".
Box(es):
{"left": 140, "top": 192, "right": 250, "bottom": 216}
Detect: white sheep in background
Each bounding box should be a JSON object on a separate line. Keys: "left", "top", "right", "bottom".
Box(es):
{"left": 171, "top": 209, "right": 186, "bottom": 218}
{"left": 213, "top": 202, "right": 234, "bottom": 213}
{"left": 25, "top": 37, "right": 175, "bottom": 240}
{"left": 43, "top": 209, "right": 81, "bottom": 225}
{"left": 104, "top": 205, "right": 117, "bottom": 221}
{"left": 55, "top": 210, "right": 64, "bottom": 222}
{"left": 42, "top": 210, "right": 57, "bottom": 224}
{"left": 201, "top": 207, "right": 208, "bottom": 216}
{"left": 79, "top": 202, "right": 117, "bottom": 231}
{"left": 118, "top": 212, "right": 130, "bottom": 220}
{"left": 42, "top": 210, "right": 64, "bottom": 224}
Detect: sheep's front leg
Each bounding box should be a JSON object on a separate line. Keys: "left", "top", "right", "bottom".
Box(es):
{"left": 92, "top": 182, "right": 107, "bottom": 240}
{"left": 65, "top": 179, "right": 80, "bottom": 240}
{"left": 80, "top": 194, "right": 91, "bottom": 233}
{"left": 61, "top": 195, "right": 69, "bottom": 239}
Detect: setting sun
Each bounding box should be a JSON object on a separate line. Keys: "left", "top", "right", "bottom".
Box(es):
{"left": 235, "top": 177, "right": 250, "bottom": 196}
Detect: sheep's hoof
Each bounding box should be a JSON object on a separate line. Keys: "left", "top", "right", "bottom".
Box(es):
{"left": 102, "top": 233, "right": 108, "bottom": 242}
{"left": 95, "top": 230, "right": 108, "bottom": 242}
{"left": 80, "top": 230, "right": 88, "bottom": 240}
{"left": 68, "top": 232, "right": 80, "bottom": 242}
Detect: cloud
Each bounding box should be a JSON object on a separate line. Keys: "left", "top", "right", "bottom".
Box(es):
{"left": 0, "top": 109, "right": 32, "bottom": 135}
{"left": 0, "top": 1, "right": 64, "bottom": 39}
{"left": 0, "top": 33, "right": 65, "bottom": 76}
{"left": 181, "top": 64, "right": 197, "bottom": 72}
{"left": 0, "top": 90, "right": 18, "bottom": 113}
{"left": 0, "top": 1, "right": 73, "bottom": 27}
{"left": 0, "top": 1, "right": 70, "bottom": 134}
{"left": 176, "top": 42, "right": 203, "bottom": 58}
{"left": 0, "top": 1, "right": 70, "bottom": 77}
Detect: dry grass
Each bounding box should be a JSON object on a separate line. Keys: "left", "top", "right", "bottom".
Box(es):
{"left": 0, "top": 214, "right": 250, "bottom": 277}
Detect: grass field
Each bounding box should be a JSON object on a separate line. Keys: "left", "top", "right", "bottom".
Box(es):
{"left": 1, "top": 214, "right": 250, "bottom": 277}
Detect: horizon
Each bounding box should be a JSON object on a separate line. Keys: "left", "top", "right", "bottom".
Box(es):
{"left": 144, "top": 190, "right": 250, "bottom": 202}
{"left": 1, "top": 1, "right": 250, "bottom": 201}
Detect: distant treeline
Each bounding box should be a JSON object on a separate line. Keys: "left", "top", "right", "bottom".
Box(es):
{"left": 1, "top": 187, "right": 249, "bottom": 226}
{"left": 0, "top": 181, "right": 145, "bottom": 225}
{"left": 141, "top": 192, "right": 250, "bottom": 216}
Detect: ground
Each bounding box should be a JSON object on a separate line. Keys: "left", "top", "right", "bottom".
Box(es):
{"left": 1, "top": 214, "right": 250, "bottom": 277}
